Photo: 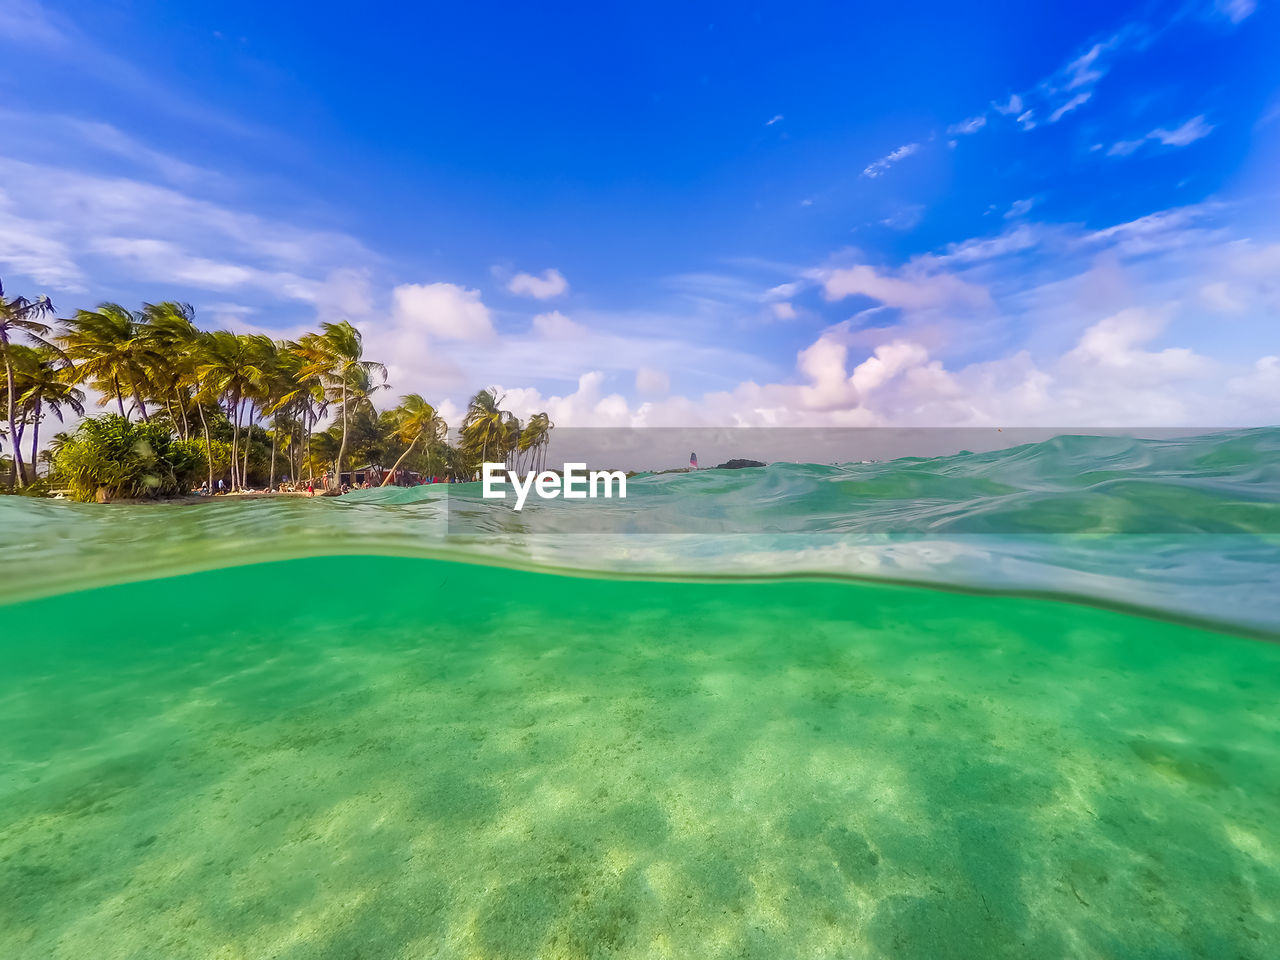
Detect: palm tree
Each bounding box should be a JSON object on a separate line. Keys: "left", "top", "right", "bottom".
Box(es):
{"left": 273, "top": 340, "right": 327, "bottom": 485}
{"left": 0, "top": 278, "right": 57, "bottom": 489}
{"left": 518, "top": 411, "right": 554, "bottom": 473}
{"left": 17, "top": 345, "right": 85, "bottom": 480}
{"left": 60, "top": 303, "right": 157, "bottom": 420}
{"left": 461, "top": 388, "right": 507, "bottom": 469}
{"left": 380, "top": 394, "right": 447, "bottom": 486}
{"left": 197, "top": 331, "right": 271, "bottom": 490}
{"left": 140, "top": 302, "right": 199, "bottom": 439}
{"left": 295, "top": 321, "right": 386, "bottom": 489}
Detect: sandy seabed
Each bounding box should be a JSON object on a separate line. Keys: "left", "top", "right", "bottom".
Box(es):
{"left": 2, "top": 557, "right": 1277, "bottom": 958}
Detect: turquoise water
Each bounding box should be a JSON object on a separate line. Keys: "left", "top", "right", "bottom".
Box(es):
{"left": 1, "top": 429, "right": 1278, "bottom": 957}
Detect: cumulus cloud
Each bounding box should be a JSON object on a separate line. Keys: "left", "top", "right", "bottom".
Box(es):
{"left": 391, "top": 282, "right": 494, "bottom": 341}
{"left": 1065, "top": 308, "right": 1205, "bottom": 379}
{"left": 862, "top": 143, "right": 918, "bottom": 179}
{"left": 771, "top": 302, "right": 797, "bottom": 320}
{"left": 507, "top": 268, "right": 568, "bottom": 299}
{"left": 531, "top": 310, "right": 585, "bottom": 338}
{"left": 635, "top": 367, "right": 670, "bottom": 395}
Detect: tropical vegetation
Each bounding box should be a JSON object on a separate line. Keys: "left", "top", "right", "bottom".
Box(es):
{"left": 0, "top": 276, "right": 553, "bottom": 500}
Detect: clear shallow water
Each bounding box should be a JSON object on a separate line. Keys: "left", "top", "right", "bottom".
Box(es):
{"left": 1, "top": 429, "right": 1278, "bottom": 957}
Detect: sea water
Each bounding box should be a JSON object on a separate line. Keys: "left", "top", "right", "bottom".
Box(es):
{"left": 1, "top": 430, "right": 1278, "bottom": 958}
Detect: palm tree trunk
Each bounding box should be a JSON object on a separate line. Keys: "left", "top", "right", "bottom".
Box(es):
{"left": 132, "top": 386, "right": 150, "bottom": 422}
{"left": 269, "top": 424, "right": 277, "bottom": 489}
{"left": 230, "top": 391, "right": 241, "bottom": 491}
{"left": 335, "top": 383, "right": 349, "bottom": 490}
{"left": 381, "top": 432, "right": 420, "bottom": 486}
{"left": 197, "top": 400, "right": 214, "bottom": 490}
{"left": 28, "top": 399, "right": 41, "bottom": 483}
{"left": 114, "top": 375, "right": 126, "bottom": 418}
{"left": 242, "top": 400, "right": 254, "bottom": 488}
{"left": 2, "top": 332, "right": 25, "bottom": 490}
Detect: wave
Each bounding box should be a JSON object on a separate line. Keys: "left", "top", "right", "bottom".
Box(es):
{"left": 2, "top": 427, "right": 1277, "bottom": 635}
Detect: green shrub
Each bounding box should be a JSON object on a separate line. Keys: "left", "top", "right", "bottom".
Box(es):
{"left": 51, "top": 415, "right": 207, "bottom": 502}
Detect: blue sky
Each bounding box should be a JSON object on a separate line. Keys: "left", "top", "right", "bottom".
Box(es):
{"left": 0, "top": 0, "right": 1277, "bottom": 426}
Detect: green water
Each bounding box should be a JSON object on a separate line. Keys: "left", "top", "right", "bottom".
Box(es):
{"left": 2, "top": 430, "right": 1279, "bottom": 957}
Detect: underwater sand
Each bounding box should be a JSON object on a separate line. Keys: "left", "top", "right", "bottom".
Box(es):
{"left": 2, "top": 556, "right": 1278, "bottom": 958}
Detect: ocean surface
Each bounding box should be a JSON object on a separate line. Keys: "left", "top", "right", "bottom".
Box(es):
{"left": 2, "top": 428, "right": 1278, "bottom": 958}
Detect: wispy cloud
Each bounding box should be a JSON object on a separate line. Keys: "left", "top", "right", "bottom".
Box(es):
{"left": 946, "top": 116, "right": 987, "bottom": 136}
{"left": 862, "top": 143, "right": 919, "bottom": 179}
{"left": 1150, "top": 115, "right": 1214, "bottom": 146}
{"left": 1215, "top": 0, "right": 1256, "bottom": 24}
{"left": 765, "top": 114, "right": 784, "bottom": 126}
{"left": 1004, "top": 198, "right": 1035, "bottom": 219}
{"left": 993, "top": 94, "right": 1023, "bottom": 116}
{"left": 1049, "top": 92, "right": 1091, "bottom": 123}
{"left": 1108, "top": 115, "right": 1214, "bottom": 156}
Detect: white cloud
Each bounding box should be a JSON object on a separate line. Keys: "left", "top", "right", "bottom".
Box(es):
{"left": 933, "top": 225, "right": 1043, "bottom": 264}
{"left": 823, "top": 263, "right": 990, "bottom": 311}
{"left": 862, "top": 143, "right": 918, "bottom": 179}
{"left": 880, "top": 205, "right": 925, "bottom": 231}
{"left": 946, "top": 116, "right": 987, "bottom": 136}
{"left": 1150, "top": 115, "right": 1214, "bottom": 146}
{"left": 764, "top": 281, "right": 801, "bottom": 300}
{"left": 1004, "top": 198, "right": 1035, "bottom": 220}
{"left": 1107, "top": 139, "right": 1145, "bottom": 157}
{"left": 765, "top": 114, "right": 784, "bottom": 126}
{"left": 1049, "top": 92, "right": 1092, "bottom": 123}
{"left": 1065, "top": 308, "right": 1205, "bottom": 380}
{"left": 470, "top": 307, "right": 1272, "bottom": 429}
{"left": 0, "top": 0, "right": 68, "bottom": 46}
{"left": 507, "top": 268, "right": 568, "bottom": 299}
{"left": 391, "top": 282, "right": 494, "bottom": 341}
{"left": 1066, "top": 44, "right": 1106, "bottom": 90}
{"left": 0, "top": 157, "right": 374, "bottom": 304}
{"left": 1229, "top": 356, "right": 1278, "bottom": 399}
{"left": 1199, "top": 282, "right": 1244, "bottom": 313}
{"left": 771, "top": 302, "right": 797, "bottom": 320}
{"left": 1110, "top": 116, "right": 1215, "bottom": 157}
{"left": 531, "top": 310, "right": 584, "bottom": 338}
{"left": 0, "top": 189, "right": 82, "bottom": 289}
{"left": 1216, "top": 0, "right": 1256, "bottom": 24}
{"left": 89, "top": 236, "right": 319, "bottom": 301}
{"left": 994, "top": 94, "right": 1023, "bottom": 115}
{"left": 635, "top": 367, "right": 670, "bottom": 395}
{"left": 849, "top": 340, "right": 930, "bottom": 395}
